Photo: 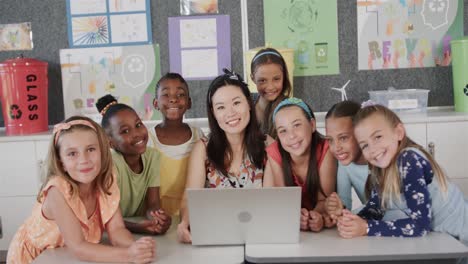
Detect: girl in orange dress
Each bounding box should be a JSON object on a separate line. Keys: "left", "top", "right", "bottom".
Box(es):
{"left": 7, "top": 116, "right": 155, "bottom": 264}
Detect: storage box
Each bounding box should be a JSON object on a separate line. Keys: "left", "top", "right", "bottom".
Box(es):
{"left": 368, "top": 89, "right": 429, "bottom": 113}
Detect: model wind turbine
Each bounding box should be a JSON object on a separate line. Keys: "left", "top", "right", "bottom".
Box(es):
{"left": 331, "top": 80, "right": 351, "bottom": 101}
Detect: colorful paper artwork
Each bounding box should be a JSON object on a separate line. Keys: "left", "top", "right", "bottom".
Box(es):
{"left": 180, "top": 0, "right": 218, "bottom": 15}
{"left": 264, "top": 0, "right": 340, "bottom": 76}
{"left": 357, "top": 0, "right": 464, "bottom": 70}
{"left": 72, "top": 16, "right": 109, "bottom": 45}
{"left": 59, "top": 44, "right": 161, "bottom": 121}
{"left": 66, "top": 0, "right": 152, "bottom": 47}
{"left": 168, "top": 15, "right": 231, "bottom": 80}
{"left": 0, "top": 22, "right": 33, "bottom": 51}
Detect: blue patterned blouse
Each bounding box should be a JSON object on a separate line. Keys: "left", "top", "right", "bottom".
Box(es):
{"left": 358, "top": 149, "right": 433, "bottom": 237}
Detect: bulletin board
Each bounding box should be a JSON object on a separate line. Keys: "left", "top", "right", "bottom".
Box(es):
{"left": 65, "top": 0, "right": 153, "bottom": 48}
{"left": 59, "top": 44, "right": 161, "bottom": 121}
{"left": 0, "top": 0, "right": 466, "bottom": 126}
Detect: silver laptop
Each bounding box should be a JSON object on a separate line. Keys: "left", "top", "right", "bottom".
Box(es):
{"left": 187, "top": 187, "right": 301, "bottom": 246}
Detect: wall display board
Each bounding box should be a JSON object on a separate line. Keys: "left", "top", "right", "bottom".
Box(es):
{"left": 59, "top": 44, "right": 161, "bottom": 121}
{"left": 264, "top": 0, "right": 340, "bottom": 76}
{"left": 66, "top": 0, "right": 152, "bottom": 47}
{"left": 168, "top": 15, "right": 231, "bottom": 80}
{"left": 358, "top": 0, "right": 464, "bottom": 70}
{"left": 1, "top": 0, "right": 467, "bottom": 126}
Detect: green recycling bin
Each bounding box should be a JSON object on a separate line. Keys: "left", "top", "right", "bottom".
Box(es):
{"left": 451, "top": 38, "right": 468, "bottom": 112}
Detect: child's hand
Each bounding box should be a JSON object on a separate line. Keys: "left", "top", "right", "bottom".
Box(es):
{"left": 325, "top": 192, "right": 344, "bottom": 220}
{"left": 308, "top": 210, "right": 324, "bottom": 232}
{"left": 127, "top": 237, "right": 155, "bottom": 264}
{"left": 300, "top": 208, "right": 310, "bottom": 231}
{"left": 138, "top": 219, "right": 160, "bottom": 234}
{"left": 323, "top": 213, "right": 337, "bottom": 228}
{"left": 149, "top": 209, "right": 172, "bottom": 234}
{"left": 177, "top": 221, "right": 192, "bottom": 243}
{"left": 337, "top": 209, "right": 368, "bottom": 239}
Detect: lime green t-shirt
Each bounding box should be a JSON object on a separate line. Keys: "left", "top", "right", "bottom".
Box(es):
{"left": 112, "top": 147, "right": 160, "bottom": 217}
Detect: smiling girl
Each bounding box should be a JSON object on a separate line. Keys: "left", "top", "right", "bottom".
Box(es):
{"left": 7, "top": 116, "right": 155, "bottom": 264}
{"left": 150, "top": 73, "right": 204, "bottom": 216}
{"left": 337, "top": 105, "right": 468, "bottom": 249}
{"left": 265, "top": 97, "right": 337, "bottom": 232}
{"left": 250, "top": 48, "right": 292, "bottom": 140}
{"left": 96, "top": 94, "right": 171, "bottom": 235}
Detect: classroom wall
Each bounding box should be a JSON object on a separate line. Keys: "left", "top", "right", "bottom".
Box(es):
{"left": 0, "top": 0, "right": 467, "bottom": 126}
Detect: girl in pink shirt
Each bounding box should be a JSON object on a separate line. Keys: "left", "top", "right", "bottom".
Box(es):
{"left": 265, "top": 98, "right": 337, "bottom": 232}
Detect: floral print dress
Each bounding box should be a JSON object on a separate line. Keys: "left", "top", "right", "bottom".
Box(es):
{"left": 205, "top": 156, "right": 264, "bottom": 188}
{"left": 358, "top": 148, "right": 468, "bottom": 243}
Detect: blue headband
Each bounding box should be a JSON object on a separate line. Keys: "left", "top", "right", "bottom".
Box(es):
{"left": 272, "top": 97, "right": 313, "bottom": 122}
{"left": 252, "top": 51, "right": 281, "bottom": 62}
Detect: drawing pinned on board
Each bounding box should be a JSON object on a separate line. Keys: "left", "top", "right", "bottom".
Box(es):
{"left": 71, "top": 16, "right": 109, "bottom": 45}
{"left": 0, "top": 22, "right": 33, "bottom": 51}
{"left": 168, "top": 15, "right": 231, "bottom": 80}
{"left": 265, "top": 0, "right": 340, "bottom": 76}
{"left": 357, "top": 0, "right": 462, "bottom": 70}
{"left": 66, "top": 0, "right": 152, "bottom": 47}
{"left": 330, "top": 80, "right": 351, "bottom": 101}
{"left": 180, "top": 0, "right": 218, "bottom": 15}
{"left": 60, "top": 44, "right": 161, "bottom": 121}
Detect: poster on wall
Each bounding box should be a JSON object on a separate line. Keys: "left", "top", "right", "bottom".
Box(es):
{"left": 0, "top": 22, "right": 33, "bottom": 51}
{"left": 180, "top": 0, "right": 218, "bottom": 15}
{"left": 168, "top": 15, "right": 231, "bottom": 80}
{"left": 357, "top": 0, "right": 464, "bottom": 70}
{"left": 66, "top": 0, "right": 152, "bottom": 48}
{"left": 264, "top": 0, "right": 340, "bottom": 76}
{"left": 59, "top": 44, "right": 161, "bottom": 121}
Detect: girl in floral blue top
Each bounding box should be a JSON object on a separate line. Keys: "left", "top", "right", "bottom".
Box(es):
{"left": 337, "top": 105, "right": 468, "bottom": 248}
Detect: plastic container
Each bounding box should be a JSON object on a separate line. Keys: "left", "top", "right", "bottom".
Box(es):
{"left": 0, "top": 57, "right": 49, "bottom": 135}
{"left": 368, "top": 88, "right": 429, "bottom": 113}
{"left": 451, "top": 37, "right": 468, "bottom": 112}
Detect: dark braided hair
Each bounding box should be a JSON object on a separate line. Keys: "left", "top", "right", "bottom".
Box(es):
{"left": 95, "top": 94, "right": 136, "bottom": 131}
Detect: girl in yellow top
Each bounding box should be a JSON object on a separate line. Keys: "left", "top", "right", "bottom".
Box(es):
{"left": 7, "top": 116, "right": 155, "bottom": 264}
{"left": 150, "top": 73, "right": 204, "bottom": 216}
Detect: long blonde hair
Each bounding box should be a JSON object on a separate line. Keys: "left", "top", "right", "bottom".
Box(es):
{"left": 353, "top": 105, "right": 447, "bottom": 208}
{"left": 37, "top": 116, "right": 114, "bottom": 202}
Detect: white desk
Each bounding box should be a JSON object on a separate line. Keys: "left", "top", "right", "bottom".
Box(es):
{"left": 245, "top": 229, "right": 468, "bottom": 263}
{"left": 33, "top": 223, "right": 244, "bottom": 264}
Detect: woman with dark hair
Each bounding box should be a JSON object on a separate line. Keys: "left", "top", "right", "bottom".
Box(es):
{"left": 177, "top": 69, "right": 271, "bottom": 243}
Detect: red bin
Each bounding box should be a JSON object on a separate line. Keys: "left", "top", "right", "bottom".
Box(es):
{"left": 0, "top": 57, "right": 48, "bottom": 135}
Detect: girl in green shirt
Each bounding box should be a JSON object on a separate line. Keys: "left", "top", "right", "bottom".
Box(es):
{"left": 96, "top": 94, "right": 171, "bottom": 235}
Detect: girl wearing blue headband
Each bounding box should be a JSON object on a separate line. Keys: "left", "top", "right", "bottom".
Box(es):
{"left": 250, "top": 47, "right": 292, "bottom": 141}
{"left": 265, "top": 97, "right": 337, "bottom": 232}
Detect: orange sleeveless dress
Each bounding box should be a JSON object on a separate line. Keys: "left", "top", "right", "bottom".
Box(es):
{"left": 7, "top": 176, "right": 120, "bottom": 264}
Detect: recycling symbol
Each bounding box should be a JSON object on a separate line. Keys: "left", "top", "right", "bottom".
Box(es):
{"left": 317, "top": 48, "right": 326, "bottom": 57}
{"left": 464, "top": 84, "right": 468, "bottom": 96}
{"left": 127, "top": 57, "right": 144, "bottom": 73}
{"left": 9, "top": 104, "right": 22, "bottom": 119}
